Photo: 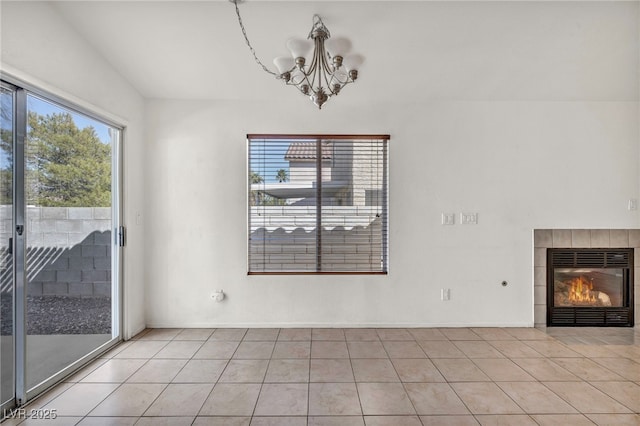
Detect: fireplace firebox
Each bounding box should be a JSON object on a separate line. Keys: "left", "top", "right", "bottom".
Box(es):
{"left": 547, "top": 249, "right": 634, "bottom": 327}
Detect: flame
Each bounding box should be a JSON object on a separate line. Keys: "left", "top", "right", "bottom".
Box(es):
{"left": 568, "top": 276, "right": 597, "bottom": 304}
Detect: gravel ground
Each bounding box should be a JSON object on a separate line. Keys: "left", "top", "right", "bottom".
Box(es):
{"left": 1, "top": 295, "right": 111, "bottom": 335}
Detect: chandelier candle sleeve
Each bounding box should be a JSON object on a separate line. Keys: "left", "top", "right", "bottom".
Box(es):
{"left": 231, "top": 0, "right": 363, "bottom": 109}
{"left": 287, "top": 39, "right": 313, "bottom": 64}
{"left": 325, "top": 37, "right": 351, "bottom": 59}
{"left": 273, "top": 57, "right": 295, "bottom": 75}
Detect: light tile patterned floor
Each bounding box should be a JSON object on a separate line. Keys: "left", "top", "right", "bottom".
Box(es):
{"left": 4, "top": 327, "right": 640, "bottom": 425}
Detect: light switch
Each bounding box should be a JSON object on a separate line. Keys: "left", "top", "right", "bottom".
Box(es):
{"left": 442, "top": 213, "right": 455, "bottom": 225}
{"left": 460, "top": 212, "right": 478, "bottom": 224}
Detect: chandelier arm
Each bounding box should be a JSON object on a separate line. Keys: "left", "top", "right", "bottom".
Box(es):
{"left": 321, "top": 63, "right": 334, "bottom": 92}
{"left": 292, "top": 82, "right": 312, "bottom": 96}
{"left": 313, "top": 40, "right": 326, "bottom": 89}
{"left": 291, "top": 74, "right": 308, "bottom": 88}
{"left": 288, "top": 71, "right": 313, "bottom": 95}
{"left": 231, "top": 0, "right": 277, "bottom": 76}
{"left": 315, "top": 37, "right": 334, "bottom": 90}
{"left": 308, "top": 66, "right": 320, "bottom": 95}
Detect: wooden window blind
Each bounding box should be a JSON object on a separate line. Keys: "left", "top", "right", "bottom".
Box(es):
{"left": 248, "top": 135, "right": 389, "bottom": 274}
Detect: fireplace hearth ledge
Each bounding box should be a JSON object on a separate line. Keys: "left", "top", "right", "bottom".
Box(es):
{"left": 534, "top": 229, "right": 640, "bottom": 327}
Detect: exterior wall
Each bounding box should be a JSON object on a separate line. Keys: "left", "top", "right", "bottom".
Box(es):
{"left": 288, "top": 161, "right": 332, "bottom": 182}
{"left": 533, "top": 229, "right": 640, "bottom": 327}
{"left": 287, "top": 143, "right": 385, "bottom": 207}
{"left": 331, "top": 144, "right": 353, "bottom": 189}
{"left": 0, "top": 206, "right": 112, "bottom": 297}
{"left": 351, "top": 142, "right": 385, "bottom": 207}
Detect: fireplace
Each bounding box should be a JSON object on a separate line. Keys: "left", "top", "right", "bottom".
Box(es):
{"left": 547, "top": 248, "right": 634, "bottom": 327}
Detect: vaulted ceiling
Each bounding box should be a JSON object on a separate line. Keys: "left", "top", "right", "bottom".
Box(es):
{"left": 50, "top": 1, "right": 637, "bottom": 103}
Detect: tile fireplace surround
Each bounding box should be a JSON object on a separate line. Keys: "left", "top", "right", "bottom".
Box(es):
{"left": 534, "top": 229, "right": 640, "bottom": 327}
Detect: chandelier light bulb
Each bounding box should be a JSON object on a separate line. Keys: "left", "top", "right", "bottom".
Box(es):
{"left": 273, "top": 56, "right": 295, "bottom": 74}
{"left": 342, "top": 54, "right": 364, "bottom": 71}
{"left": 324, "top": 37, "right": 352, "bottom": 59}
{"left": 286, "top": 38, "right": 313, "bottom": 63}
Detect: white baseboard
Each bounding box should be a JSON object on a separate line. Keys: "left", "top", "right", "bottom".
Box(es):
{"left": 143, "top": 322, "right": 536, "bottom": 329}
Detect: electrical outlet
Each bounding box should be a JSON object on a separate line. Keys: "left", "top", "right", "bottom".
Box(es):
{"left": 441, "top": 288, "right": 451, "bottom": 301}
{"left": 212, "top": 290, "right": 225, "bottom": 302}
{"left": 460, "top": 212, "right": 478, "bottom": 224}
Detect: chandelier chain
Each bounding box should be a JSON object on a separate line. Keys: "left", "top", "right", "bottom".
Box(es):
{"left": 232, "top": 0, "right": 277, "bottom": 76}
{"left": 310, "top": 14, "right": 330, "bottom": 39}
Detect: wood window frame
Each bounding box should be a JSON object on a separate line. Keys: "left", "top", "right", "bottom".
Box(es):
{"left": 247, "top": 134, "right": 389, "bottom": 275}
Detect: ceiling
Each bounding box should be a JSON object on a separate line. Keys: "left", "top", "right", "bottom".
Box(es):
{"left": 49, "top": 1, "right": 637, "bottom": 103}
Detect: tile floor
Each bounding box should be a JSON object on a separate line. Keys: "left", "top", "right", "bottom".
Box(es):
{"left": 3, "top": 327, "right": 640, "bottom": 425}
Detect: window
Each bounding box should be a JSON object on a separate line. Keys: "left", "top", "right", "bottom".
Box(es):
{"left": 248, "top": 135, "right": 389, "bottom": 274}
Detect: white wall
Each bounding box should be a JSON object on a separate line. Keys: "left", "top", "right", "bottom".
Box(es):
{"left": 0, "top": 2, "right": 146, "bottom": 338}
{"left": 144, "top": 98, "right": 638, "bottom": 327}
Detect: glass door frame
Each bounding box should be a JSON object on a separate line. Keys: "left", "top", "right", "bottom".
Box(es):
{"left": 0, "top": 80, "right": 20, "bottom": 413}
{"left": 1, "top": 74, "right": 124, "bottom": 407}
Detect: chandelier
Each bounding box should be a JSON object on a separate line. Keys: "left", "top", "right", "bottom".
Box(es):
{"left": 230, "top": 0, "right": 363, "bottom": 109}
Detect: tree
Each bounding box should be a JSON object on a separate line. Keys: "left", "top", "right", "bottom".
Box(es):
{"left": 1, "top": 92, "right": 13, "bottom": 205}
{"left": 0, "top": 128, "right": 12, "bottom": 205}
{"left": 249, "top": 171, "right": 286, "bottom": 206}
{"left": 250, "top": 171, "right": 264, "bottom": 184}
{"left": 249, "top": 170, "right": 263, "bottom": 206}
{"left": 26, "top": 112, "right": 111, "bottom": 207}
{"left": 276, "top": 168, "right": 288, "bottom": 183}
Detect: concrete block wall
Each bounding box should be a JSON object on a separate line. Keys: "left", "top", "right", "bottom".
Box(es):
{"left": 0, "top": 206, "right": 112, "bottom": 297}
{"left": 249, "top": 206, "right": 383, "bottom": 271}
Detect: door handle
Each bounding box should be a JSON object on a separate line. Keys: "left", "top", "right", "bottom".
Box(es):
{"left": 16, "top": 225, "right": 23, "bottom": 236}
{"left": 8, "top": 237, "right": 12, "bottom": 255}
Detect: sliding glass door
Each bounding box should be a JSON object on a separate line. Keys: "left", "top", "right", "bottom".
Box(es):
{"left": 0, "top": 79, "right": 122, "bottom": 408}
{"left": 0, "top": 84, "right": 15, "bottom": 411}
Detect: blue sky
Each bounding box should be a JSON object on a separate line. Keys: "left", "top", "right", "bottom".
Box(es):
{"left": 1, "top": 93, "right": 114, "bottom": 169}
{"left": 249, "top": 141, "right": 290, "bottom": 184}
{"left": 27, "top": 95, "right": 112, "bottom": 143}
